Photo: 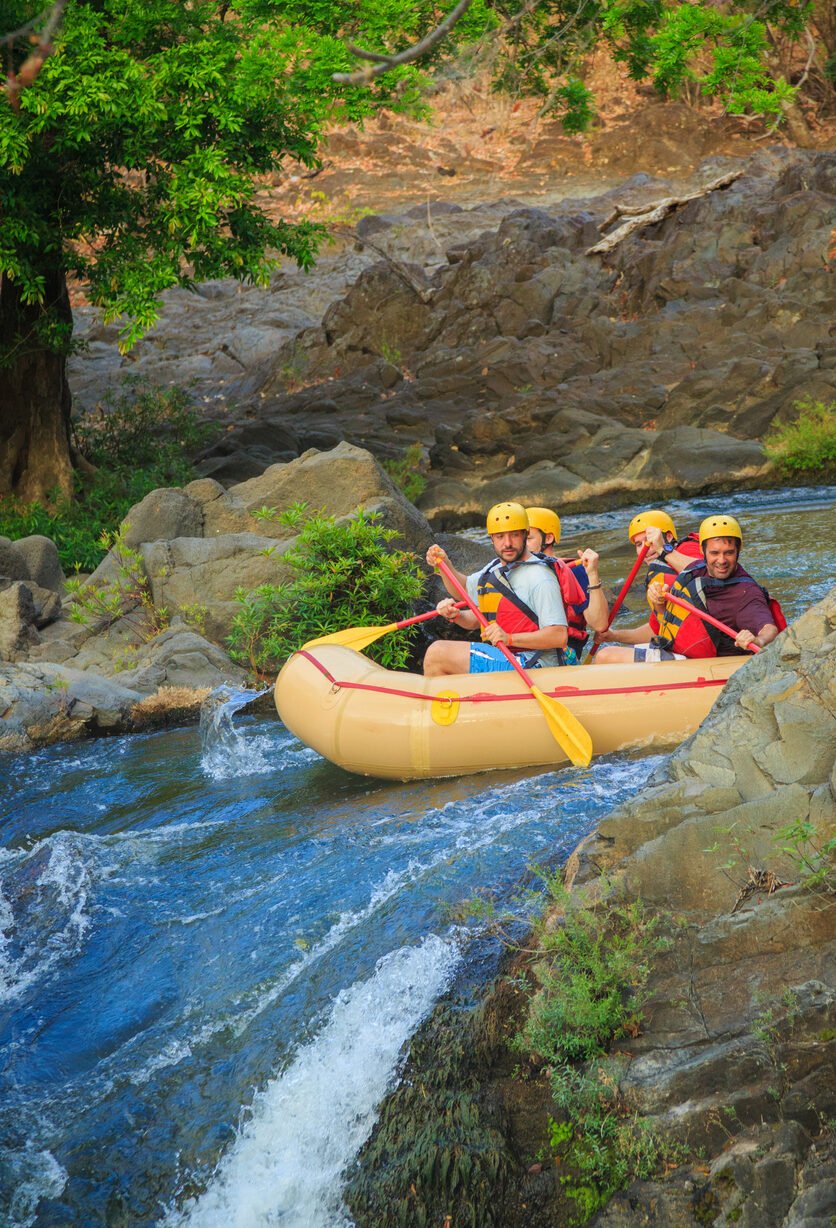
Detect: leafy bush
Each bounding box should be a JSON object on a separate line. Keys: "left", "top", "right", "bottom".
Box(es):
{"left": 73, "top": 381, "right": 212, "bottom": 479}
{"left": 515, "top": 872, "right": 674, "bottom": 1223}
{"left": 0, "top": 384, "right": 216, "bottom": 572}
{"left": 381, "top": 443, "right": 428, "bottom": 504}
{"left": 228, "top": 503, "right": 425, "bottom": 677}
{"left": 517, "top": 875, "right": 665, "bottom": 1065}
{"left": 764, "top": 398, "right": 836, "bottom": 476}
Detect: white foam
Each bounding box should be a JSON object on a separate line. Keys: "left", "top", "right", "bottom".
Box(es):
{"left": 0, "top": 1145, "right": 67, "bottom": 1228}
{"left": 0, "top": 832, "right": 93, "bottom": 1005}
{"left": 164, "top": 933, "right": 459, "bottom": 1228}
{"left": 198, "top": 688, "right": 278, "bottom": 780}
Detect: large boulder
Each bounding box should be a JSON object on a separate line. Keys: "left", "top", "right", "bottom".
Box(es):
{"left": 7, "top": 535, "right": 64, "bottom": 592}
{"left": 0, "top": 661, "right": 145, "bottom": 752}
{"left": 228, "top": 442, "right": 434, "bottom": 554}
{"left": 0, "top": 583, "right": 40, "bottom": 661}
{"left": 112, "top": 627, "right": 248, "bottom": 693}
{"left": 584, "top": 586, "right": 836, "bottom": 913}
{"left": 121, "top": 487, "right": 204, "bottom": 546}
{"left": 139, "top": 533, "right": 294, "bottom": 644}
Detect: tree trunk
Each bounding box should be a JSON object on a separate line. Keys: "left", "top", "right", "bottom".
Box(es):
{"left": 0, "top": 266, "right": 74, "bottom": 503}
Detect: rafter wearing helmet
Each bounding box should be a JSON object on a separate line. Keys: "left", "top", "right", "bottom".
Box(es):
{"left": 423, "top": 503, "right": 570, "bottom": 678}
{"left": 524, "top": 506, "right": 609, "bottom": 664}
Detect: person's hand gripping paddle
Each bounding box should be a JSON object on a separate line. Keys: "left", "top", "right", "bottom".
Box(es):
{"left": 435, "top": 557, "right": 593, "bottom": 769}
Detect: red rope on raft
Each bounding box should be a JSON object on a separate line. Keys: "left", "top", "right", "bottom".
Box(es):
{"left": 295, "top": 650, "right": 727, "bottom": 704}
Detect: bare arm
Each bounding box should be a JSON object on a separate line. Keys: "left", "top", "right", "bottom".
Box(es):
{"left": 735, "top": 623, "right": 778, "bottom": 651}
{"left": 436, "top": 596, "right": 479, "bottom": 631}
{"left": 604, "top": 621, "right": 653, "bottom": 644}
{"left": 482, "top": 622, "right": 568, "bottom": 651}
{"left": 577, "top": 549, "right": 609, "bottom": 633}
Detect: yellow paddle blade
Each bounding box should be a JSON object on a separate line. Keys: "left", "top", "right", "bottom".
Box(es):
{"left": 530, "top": 685, "right": 593, "bottom": 769}
{"left": 301, "top": 622, "right": 398, "bottom": 652}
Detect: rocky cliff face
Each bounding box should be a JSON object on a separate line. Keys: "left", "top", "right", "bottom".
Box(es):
{"left": 345, "top": 586, "right": 836, "bottom": 1227}
{"left": 70, "top": 150, "right": 836, "bottom": 522}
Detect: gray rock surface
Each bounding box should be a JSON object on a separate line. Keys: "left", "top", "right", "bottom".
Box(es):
{"left": 68, "top": 151, "right": 834, "bottom": 523}
{"left": 8, "top": 535, "right": 64, "bottom": 592}
{"left": 347, "top": 586, "right": 836, "bottom": 1228}
{"left": 0, "top": 661, "right": 145, "bottom": 752}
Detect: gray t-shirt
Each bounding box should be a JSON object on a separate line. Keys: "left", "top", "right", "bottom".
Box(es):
{"left": 466, "top": 557, "right": 567, "bottom": 668}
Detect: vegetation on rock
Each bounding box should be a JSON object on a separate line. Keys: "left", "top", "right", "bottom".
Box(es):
{"left": 0, "top": 383, "right": 214, "bottom": 572}
{"left": 228, "top": 503, "right": 425, "bottom": 677}
{"left": 764, "top": 397, "right": 836, "bottom": 478}
{"left": 514, "top": 871, "right": 676, "bottom": 1222}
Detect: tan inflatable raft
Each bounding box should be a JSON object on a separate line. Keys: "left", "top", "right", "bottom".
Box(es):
{"left": 274, "top": 645, "right": 747, "bottom": 781}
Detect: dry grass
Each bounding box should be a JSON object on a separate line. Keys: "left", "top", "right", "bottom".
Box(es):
{"left": 131, "top": 686, "right": 212, "bottom": 727}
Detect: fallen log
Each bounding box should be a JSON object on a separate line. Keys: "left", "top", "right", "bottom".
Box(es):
{"left": 587, "top": 169, "right": 744, "bottom": 255}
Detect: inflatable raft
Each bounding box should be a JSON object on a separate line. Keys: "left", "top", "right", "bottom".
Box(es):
{"left": 274, "top": 645, "right": 747, "bottom": 780}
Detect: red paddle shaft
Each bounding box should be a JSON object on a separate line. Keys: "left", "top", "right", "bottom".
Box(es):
{"left": 589, "top": 542, "right": 650, "bottom": 658}
{"left": 396, "top": 602, "right": 466, "bottom": 630}
{"left": 663, "top": 593, "right": 761, "bottom": 653}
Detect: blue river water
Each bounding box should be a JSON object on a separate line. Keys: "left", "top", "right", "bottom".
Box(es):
{"left": 0, "top": 486, "right": 833, "bottom": 1227}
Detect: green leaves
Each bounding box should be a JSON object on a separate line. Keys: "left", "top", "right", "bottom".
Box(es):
{"left": 227, "top": 505, "right": 425, "bottom": 677}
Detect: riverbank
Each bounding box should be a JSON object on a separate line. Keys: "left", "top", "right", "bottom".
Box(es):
{"left": 345, "top": 586, "right": 836, "bottom": 1227}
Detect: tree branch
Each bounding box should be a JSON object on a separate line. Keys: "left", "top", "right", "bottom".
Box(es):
{"left": 587, "top": 170, "right": 744, "bottom": 255}
{"left": 332, "top": 0, "right": 475, "bottom": 85}
{"left": 3, "top": 0, "right": 66, "bottom": 107}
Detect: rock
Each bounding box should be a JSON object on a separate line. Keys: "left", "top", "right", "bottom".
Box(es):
{"left": 0, "top": 582, "right": 41, "bottom": 660}
{"left": 0, "top": 537, "right": 31, "bottom": 583}
{"left": 8, "top": 535, "right": 64, "bottom": 592}
{"left": 121, "top": 487, "right": 204, "bottom": 546}
{"left": 0, "top": 661, "right": 145, "bottom": 751}
{"left": 228, "top": 442, "right": 433, "bottom": 552}
{"left": 139, "top": 533, "right": 294, "bottom": 644}
{"left": 585, "top": 587, "right": 836, "bottom": 913}
{"left": 639, "top": 426, "right": 768, "bottom": 486}
{"left": 113, "top": 628, "right": 248, "bottom": 693}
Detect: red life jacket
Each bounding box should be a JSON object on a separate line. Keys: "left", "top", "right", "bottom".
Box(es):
{"left": 644, "top": 533, "right": 702, "bottom": 603}
{"left": 476, "top": 560, "right": 544, "bottom": 638}
{"left": 652, "top": 562, "right": 786, "bottom": 658}
{"left": 534, "top": 554, "right": 590, "bottom": 651}
{"left": 476, "top": 557, "right": 571, "bottom": 661}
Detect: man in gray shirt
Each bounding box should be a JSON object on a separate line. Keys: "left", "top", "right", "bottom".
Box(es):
{"left": 424, "top": 502, "right": 568, "bottom": 677}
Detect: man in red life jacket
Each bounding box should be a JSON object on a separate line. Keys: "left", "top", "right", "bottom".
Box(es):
{"left": 593, "top": 508, "right": 702, "bottom": 663}
{"left": 646, "top": 514, "right": 783, "bottom": 659}
{"left": 524, "top": 506, "right": 608, "bottom": 664}
{"left": 423, "top": 502, "right": 568, "bottom": 677}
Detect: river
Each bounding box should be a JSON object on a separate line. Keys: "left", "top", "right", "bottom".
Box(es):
{"left": 1, "top": 486, "right": 833, "bottom": 1227}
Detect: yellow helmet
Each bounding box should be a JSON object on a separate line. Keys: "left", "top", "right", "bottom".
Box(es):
{"left": 486, "top": 502, "right": 529, "bottom": 534}
{"left": 525, "top": 506, "right": 561, "bottom": 545}
{"left": 699, "top": 514, "right": 743, "bottom": 548}
{"left": 628, "top": 509, "right": 676, "bottom": 543}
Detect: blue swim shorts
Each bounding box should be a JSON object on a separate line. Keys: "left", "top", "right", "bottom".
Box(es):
{"left": 469, "top": 644, "right": 543, "bottom": 673}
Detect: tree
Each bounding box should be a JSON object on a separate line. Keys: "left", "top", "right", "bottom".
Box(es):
{"left": 0, "top": 0, "right": 491, "bottom": 501}
{"left": 1, "top": 0, "right": 826, "bottom": 504}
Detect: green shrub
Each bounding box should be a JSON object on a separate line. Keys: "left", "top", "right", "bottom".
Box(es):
{"left": 764, "top": 398, "right": 836, "bottom": 476}
{"left": 381, "top": 442, "right": 428, "bottom": 504}
{"left": 515, "top": 873, "right": 674, "bottom": 1223}
{"left": 516, "top": 875, "right": 665, "bottom": 1065}
{"left": 228, "top": 503, "right": 425, "bottom": 677}
{"left": 0, "top": 383, "right": 216, "bottom": 572}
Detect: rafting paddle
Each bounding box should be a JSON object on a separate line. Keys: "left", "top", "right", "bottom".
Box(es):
{"left": 301, "top": 603, "right": 467, "bottom": 651}
{"left": 588, "top": 542, "right": 650, "bottom": 659}
{"left": 434, "top": 556, "right": 593, "bottom": 769}
{"left": 661, "top": 593, "right": 762, "bottom": 652}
